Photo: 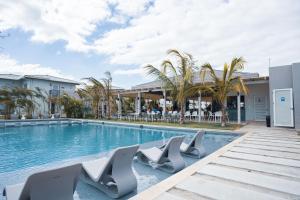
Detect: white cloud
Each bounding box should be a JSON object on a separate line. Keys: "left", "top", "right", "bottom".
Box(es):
{"left": 109, "top": 0, "right": 152, "bottom": 17}
{"left": 0, "top": 54, "right": 74, "bottom": 79}
{"left": 0, "top": 0, "right": 110, "bottom": 52}
{"left": 1, "top": 0, "right": 300, "bottom": 81}
{"left": 113, "top": 67, "right": 144, "bottom": 75}
{"left": 94, "top": 0, "right": 300, "bottom": 76}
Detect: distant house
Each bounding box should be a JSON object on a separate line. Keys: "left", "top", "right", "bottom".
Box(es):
{"left": 0, "top": 74, "right": 80, "bottom": 117}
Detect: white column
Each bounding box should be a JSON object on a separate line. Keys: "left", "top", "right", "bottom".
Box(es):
{"left": 198, "top": 91, "right": 202, "bottom": 122}
{"left": 237, "top": 92, "right": 241, "bottom": 124}
{"left": 163, "top": 89, "right": 167, "bottom": 119}
{"left": 117, "top": 93, "right": 122, "bottom": 118}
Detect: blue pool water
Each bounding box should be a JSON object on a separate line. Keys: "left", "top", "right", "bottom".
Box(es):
{"left": 0, "top": 123, "right": 238, "bottom": 173}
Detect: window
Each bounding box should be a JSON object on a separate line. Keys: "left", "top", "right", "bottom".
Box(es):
{"left": 52, "top": 85, "right": 59, "bottom": 90}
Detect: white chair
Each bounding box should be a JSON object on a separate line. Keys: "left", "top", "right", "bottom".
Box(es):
{"left": 214, "top": 111, "right": 222, "bottom": 122}
{"left": 136, "top": 136, "right": 185, "bottom": 173}
{"left": 208, "top": 111, "right": 214, "bottom": 121}
{"left": 81, "top": 145, "right": 139, "bottom": 198}
{"left": 201, "top": 111, "right": 205, "bottom": 120}
{"left": 191, "top": 111, "right": 198, "bottom": 120}
{"left": 4, "top": 164, "right": 82, "bottom": 200}
{"left": 184, "top": 111, "right": 191, "bottom": 120}
{"left": 180, "top": 131, "right": 206, "bottom": 158}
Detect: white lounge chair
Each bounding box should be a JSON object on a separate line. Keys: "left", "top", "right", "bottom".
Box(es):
{"left": 136, "top": 136, "right": 185, "bottom": 173}
{"left": 184, "top": 111, "right": 191, "bottom": 120}
{"left": 3, "top": 164, "right": 82, "bottom": 200}
{"left": 214, "top": 111, "right": 222, "bottom": 122}
{"left": 80, "top": 145, "right": 139, "bottom": 198}
{"left": 180, "top": 131, "right": 206, "bottom": 158}
{"left": 191, "top": 111, "right": 198, "bottom": 120}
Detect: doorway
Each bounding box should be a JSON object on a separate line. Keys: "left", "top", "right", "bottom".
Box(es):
{"left": 273, "top": 88, "right": 294, "bottom": 127}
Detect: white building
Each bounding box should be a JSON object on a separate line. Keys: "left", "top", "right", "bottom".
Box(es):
{"left": 0, "top": 74, "right": 80, "bottom": 117}
{"left": 120, "top": 63, "right": 300, "bottom": 130}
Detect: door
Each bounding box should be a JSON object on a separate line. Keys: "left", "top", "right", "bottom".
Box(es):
{"left": 254, "top": 96, "right": 267, "bottom": 121}
{"left": 273, "top": 88, "right": 294, "bottom": 127}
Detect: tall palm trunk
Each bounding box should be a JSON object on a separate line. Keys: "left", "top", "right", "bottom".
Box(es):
{"left": 179, "top": 103, "right": 185, "bottom": 124}
{"left": 95, "top": 101, "right": 99, "bottom": 119}
{"left": 107, "top": 99, "right": 111, "bottom": 119}
{"left": 221, "top": 103, "right": 226, "bottom": 127}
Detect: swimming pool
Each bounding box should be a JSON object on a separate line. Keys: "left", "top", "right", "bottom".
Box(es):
{"left": 0, "top": 122, "right": 238, "bottom": 173}
{"left": 0, "top": 121, "right": 240, "bottom": 199}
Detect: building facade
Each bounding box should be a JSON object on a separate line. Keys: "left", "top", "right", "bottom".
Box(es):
{"left": 120, "top": 63, "right": 300, "bottom": 130}
{"left": 0, "top": 74, "right": 79, "bottom": 117}
{"left": 269, "top": 63, "right": 300, "bottom": 129}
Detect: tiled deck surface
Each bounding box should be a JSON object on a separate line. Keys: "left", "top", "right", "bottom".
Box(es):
{"left": 132, "top": 124, "right": 300, "bottom": 200}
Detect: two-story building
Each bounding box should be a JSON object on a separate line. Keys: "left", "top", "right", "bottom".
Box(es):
{"left": 0, "top": 74, "right": 80, "bottom": 117}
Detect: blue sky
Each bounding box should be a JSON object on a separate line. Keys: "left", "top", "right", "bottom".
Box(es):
{"left": 1, "top": 0, "right": 300, "bottom": 88}
{"left": 1, "top": 27, "right": 138, "bottom": 84}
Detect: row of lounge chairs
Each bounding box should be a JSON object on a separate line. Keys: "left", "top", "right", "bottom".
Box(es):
{"left": 3, "top": 131, "right": 206, "bottom": 200}
{"left": 9, "top": 113, "right": 60, "bottom": 120}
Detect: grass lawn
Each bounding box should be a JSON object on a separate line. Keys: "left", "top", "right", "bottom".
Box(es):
{"left": 101, "top": 119, "right": 242, "bottom": 130}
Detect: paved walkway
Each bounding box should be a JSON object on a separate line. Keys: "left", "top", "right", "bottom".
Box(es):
{"left": 132, "top": 124, "right": 300, "bottom": 200}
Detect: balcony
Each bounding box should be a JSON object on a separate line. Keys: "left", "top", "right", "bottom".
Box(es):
{"left": 49, "top": 89, "right": 60, "bottom": 97}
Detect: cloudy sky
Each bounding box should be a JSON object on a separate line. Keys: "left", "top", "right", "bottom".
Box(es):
{"left": 0, "top": 0, "right": 300, "bottom": 88}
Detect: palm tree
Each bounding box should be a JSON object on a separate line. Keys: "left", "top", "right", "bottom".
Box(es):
{"left": 101, "top": 71, "right": 114, "bottom": 119}
{"left": 79, "top": 71, "right": 116, "bottom": 119}
{"left": 78, "top": 77, "right": 104, "bottom": 119}
{"left": 145, "top": 49, "right": 197, "bottom": 124}
{"left": 0, "top": 87, "right": 39, "bottom": 118}
{"left": 0, "top": 88, "right": 15, "bottom": 118}
{"left": 199, "top": 57, "right": 248, "bottom": 126}
{"left": 12, "top": 87, "right": 36, "bottom": 117}
{"left": 34, "top": 87, "right": 49, "bottom": 117}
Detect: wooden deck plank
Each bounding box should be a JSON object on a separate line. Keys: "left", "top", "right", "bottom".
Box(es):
{"left": 247, "top": 136, "right": 300, "bottom": 142}
{"left": 250, "top": 134, "right": 300, "bottom": 139}
{"left": 155, "top": 192, "right": 189, "bottom": 200}
{"left": 236, "top": 143, "right": 300, "bottom": 153}
{"left": 165, "top": 188, "right": 210, "bottom": 200}
{"left": 243, "top": 140, "right": 300, "bottom": 149}
{"left": 223, "top": 151, "right": 300, "bottom": 167}
{"left": 251, "top": 132, "right": 298, "bottom": 136}
{"left": 198, "top": 164, "right": 300, "bottom": 196}
{"left": 214, "top": 157, "right": 300, "bottom": 179}
{"left": 245, "top": 138, "right": 300, "bottom": 145}
{"left": 176, "top": 174, "right": 286, "bottom": 200}
{"left": 230, "top": 146, "right": 300, "bottom": 160}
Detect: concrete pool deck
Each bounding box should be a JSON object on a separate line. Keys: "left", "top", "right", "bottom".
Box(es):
{"left": 132, "top": 123, "right": 300, "bottom": 200}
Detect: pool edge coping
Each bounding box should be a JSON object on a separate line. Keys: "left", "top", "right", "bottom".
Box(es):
{"left": 79, "top": 119, "right": 246, "bottom": 135}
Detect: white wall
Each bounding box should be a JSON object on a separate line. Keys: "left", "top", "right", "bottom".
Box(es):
{"left": 245, "top": 83, "right": 270, "bottom": 121}
{"left": 23, "top": 79, "right": 77, "bottom": 115}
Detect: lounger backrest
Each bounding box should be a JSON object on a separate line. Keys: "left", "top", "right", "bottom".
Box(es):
{"left": 160, "top": 136, "right": 184, "bottom": 162}
{"left": 190, "top": 131, "right": 205, "bottom": 149}
{"left": 19, "top": 163, "right": 82, "bottom": 200}
{"left": 99, "top": 145, "right": 139, "bottom": 181}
